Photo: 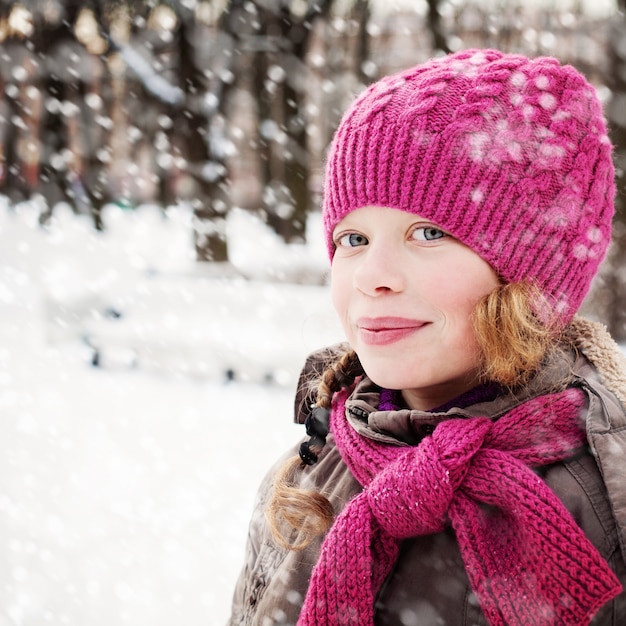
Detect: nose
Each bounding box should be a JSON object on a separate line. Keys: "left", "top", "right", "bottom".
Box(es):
{"left": 353, "top": 241, "right": 406, "bottom": 296}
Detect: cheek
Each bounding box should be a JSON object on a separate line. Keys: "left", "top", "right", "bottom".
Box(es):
{"left": 330, "top": 266, "right": 349, "bottom": 322}
{"left": 449, "top": 256, "right": 500, "bottom": 305}
{"left": 331, "top": 266, "right": 359, "bottom": 345}
{"left": 437, "top": 264, "right": 498, "bottom": 335}
{"left": 447, "top": 288, "right": 484, "bottom": 318}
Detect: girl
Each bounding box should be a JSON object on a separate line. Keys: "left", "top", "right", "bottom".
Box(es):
{"left": 227, "top": 48, "right": 626, "bottom": 625}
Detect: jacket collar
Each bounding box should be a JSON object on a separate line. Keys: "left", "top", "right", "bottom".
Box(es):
{"left": 344, "top": 347, "right": 575, "bottom": 446}
{"left": 566, "top": 317, "right": 626, "bottom": 564}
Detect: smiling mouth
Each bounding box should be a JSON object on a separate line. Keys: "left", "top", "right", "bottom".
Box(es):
{"left": 357, "top": 317, "right": 429, "bottom": 346}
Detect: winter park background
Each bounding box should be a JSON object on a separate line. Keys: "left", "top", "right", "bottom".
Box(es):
{"left": 0, "top": 195, "right": 345, "bottom": 625}
{"left": 2, "top": 0, "right": 626, "bottom": 624}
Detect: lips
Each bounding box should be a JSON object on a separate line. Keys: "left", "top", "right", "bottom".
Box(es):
{"left": 356, "top": 317, "right": 428, "bottom": 346}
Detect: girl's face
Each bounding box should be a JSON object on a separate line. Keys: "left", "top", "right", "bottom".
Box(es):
{"left": 331, "top": 206, "right": 500, "bottom": 411}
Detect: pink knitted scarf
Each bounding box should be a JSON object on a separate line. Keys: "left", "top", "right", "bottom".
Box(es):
{"left": 298, "top": 387, "right": 622, "bottom": 626}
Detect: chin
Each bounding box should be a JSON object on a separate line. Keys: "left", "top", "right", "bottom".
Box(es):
{"left": 359, "top": 360, "right": 423, "bottom": 392}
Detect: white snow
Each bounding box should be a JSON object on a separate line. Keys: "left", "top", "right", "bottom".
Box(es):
{"left": 0, "top": 196, "right": 344, "bottom": 625}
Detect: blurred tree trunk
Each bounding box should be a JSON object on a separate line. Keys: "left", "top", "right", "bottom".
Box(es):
{"left": 0, "top": 3, "right": 30, "bottom": 202}
{"left": 172, "top": 8, "right": 229, "bottom": 262}
{"left": 426, "top": 0, "right": 451, "bottom": 54}
{"left": 110, "top": 3, "right": 234, "bottom": 262}
{"left": 602, "top": 1, "right": 626, "bottom": 340}
{"left": 354, "top": 0, "right": 372, "bottom": 85}
{"left": 239, "top": 0, "right": 334, "bottom": 243}
{"left": 27, "top": 1, "right": 112, "bottom": 228}
{"left": 0, "top": 1, "right": 115, "bottom": 228}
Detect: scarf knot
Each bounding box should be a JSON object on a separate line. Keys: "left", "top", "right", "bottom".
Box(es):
{"left": 369, "top": 417, "right": 491, "bottom": 538}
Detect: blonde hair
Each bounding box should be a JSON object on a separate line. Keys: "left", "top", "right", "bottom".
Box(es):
{"left": 472, "top": 281, "right": 560, "bottom": 388}
{"left": 267, "top": 281, "right": 562, "bottom": 550}
{"left": 266, "top": 350, "right": 363, "bottom": 550}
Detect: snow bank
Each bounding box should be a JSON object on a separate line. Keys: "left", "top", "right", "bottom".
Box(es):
{"left": 0, "top": 197, "right": 343, "bottom": 625}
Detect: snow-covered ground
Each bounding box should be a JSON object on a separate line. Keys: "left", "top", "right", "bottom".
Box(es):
{"left": 0, "top": 196, "right": 344, "bottom": 626}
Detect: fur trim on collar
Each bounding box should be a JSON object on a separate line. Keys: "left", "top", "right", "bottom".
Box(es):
{"left": 567, "top": 316, "right": 626, "bottom": 409}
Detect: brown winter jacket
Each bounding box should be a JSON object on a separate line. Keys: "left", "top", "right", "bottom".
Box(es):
{"left": 227, "top": 317, "right": 626, "bottom": 626}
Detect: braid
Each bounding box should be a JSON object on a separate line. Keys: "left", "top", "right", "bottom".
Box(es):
{"left": 317, "top": 349, "right": 363, "bottom": 408}
{"left": 266, "top": 350, "right": 362, "bottom": 551}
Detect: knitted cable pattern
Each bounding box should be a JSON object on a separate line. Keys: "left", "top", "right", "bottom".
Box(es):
{"left": 323, "top": 49, "right": 615, "bottom": 324}
{"left": 298, "top": 387, "right": 622, "bottom": 626}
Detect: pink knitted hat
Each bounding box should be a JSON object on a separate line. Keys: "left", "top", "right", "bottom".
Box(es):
{"left": 323, "top": 48, "right": 615, "bottom": 323}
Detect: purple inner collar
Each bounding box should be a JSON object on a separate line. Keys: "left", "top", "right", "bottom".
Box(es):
{"left": 379, "top": 383, "right": 502, "bottom": 413}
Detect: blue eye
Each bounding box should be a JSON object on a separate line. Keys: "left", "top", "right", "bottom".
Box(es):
{"left": 338, "top": 233, "right": 369, "bottom": 247}
{"left": 413, "top": 227, "right": 446, "bottom": 241}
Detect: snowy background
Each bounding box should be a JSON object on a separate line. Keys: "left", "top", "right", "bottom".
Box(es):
{"left": 0, "top": 196, "right": 345, "bottom": 626}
